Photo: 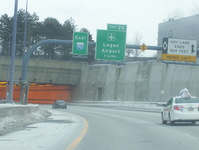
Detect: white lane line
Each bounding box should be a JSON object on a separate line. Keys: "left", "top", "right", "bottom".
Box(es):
{"left": 184, "top": 134, "right": 198, "bottom": 140}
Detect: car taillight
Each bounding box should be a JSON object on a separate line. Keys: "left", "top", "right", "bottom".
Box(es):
{"left": 174, "top": 105, "right": 184, "bottom": 111}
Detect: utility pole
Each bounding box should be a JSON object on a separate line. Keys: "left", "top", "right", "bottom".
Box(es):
{"left": 8, "top": 0, "right": 18, "bottom": 103}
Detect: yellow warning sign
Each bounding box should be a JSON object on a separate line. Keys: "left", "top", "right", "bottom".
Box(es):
{"left": 140, "top": 43, "right": 147, "bottom": 51}
{"left": 161, "top": 54, "right": 197, "bottom": 62}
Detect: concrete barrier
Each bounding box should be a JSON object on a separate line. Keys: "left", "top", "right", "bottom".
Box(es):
{"left": 0, "top": 104, "right": 50, "bottom": 135}
{"left": 0, "top": 104, "right": 40, "bottom": 117}
{"left": 69, "top": 101, "right": 165, "bottom": 113}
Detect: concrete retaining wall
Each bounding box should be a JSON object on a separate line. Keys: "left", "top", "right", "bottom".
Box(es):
{"left": 72, "top": 60, "right": 199, "bottom": 102}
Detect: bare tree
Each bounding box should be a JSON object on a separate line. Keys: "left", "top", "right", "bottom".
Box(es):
{"left": 192, "top": 4, "right": 199, "bottom": 15}
{"left": 167, "top": 9, "right": 184, "bottom": 21}
{"left": 133, "top": 31, "right": 142, "bottom": 45}
{"left": 126, "top": 31, "right": 143, "bottom": 58}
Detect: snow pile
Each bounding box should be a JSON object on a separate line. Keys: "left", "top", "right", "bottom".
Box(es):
{"left": 0, "top": 108, "right": 51, "bottom": 135}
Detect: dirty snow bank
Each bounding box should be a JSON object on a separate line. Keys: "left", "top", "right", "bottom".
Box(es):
{"left": 0, "top": 107, "right": 51, "bottom": 135}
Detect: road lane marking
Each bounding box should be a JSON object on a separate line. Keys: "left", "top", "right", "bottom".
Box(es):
{"left": 184, "top": 134, "right": 198, "bottom": 140}
{"left": 66, "top": 116, "right": 88, "bottom": 150}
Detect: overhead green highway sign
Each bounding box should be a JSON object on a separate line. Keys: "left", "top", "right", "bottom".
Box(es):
{"left": 96, "top": 29, "right": 126, "bottom": 61}
{"left": 72, "top": 32, "right": 88, "bottom": 55}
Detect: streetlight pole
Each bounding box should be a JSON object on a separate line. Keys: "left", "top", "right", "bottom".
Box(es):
{"left": 23, "top": 0, "right": 28, "bottom": 51}
{"left": 8, "top": 0, "right": 18, "bottom": 103}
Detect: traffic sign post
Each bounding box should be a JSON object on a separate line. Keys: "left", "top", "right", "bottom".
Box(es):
{"left": 96, "top": 29, "right": 126, "bottom": 61}
{"left": 161, "top": 38, "right": 197, "bottom": 62}
{"left": 72, "top": 32, "right": 88, "bottom": 55}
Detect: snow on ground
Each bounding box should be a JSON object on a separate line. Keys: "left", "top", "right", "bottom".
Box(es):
{"left": 0, "top": 102, "right": 163, "bottom": 136}
{"left": 0, "top": 106, "right": 51, "bottom": 135}
{"left": 0, "top": 107, "right": 82, "bottom": 150}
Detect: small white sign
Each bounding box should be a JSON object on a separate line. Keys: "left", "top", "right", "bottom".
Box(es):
{"left": 162, "top": 38, "right": 197, "bottom": 56}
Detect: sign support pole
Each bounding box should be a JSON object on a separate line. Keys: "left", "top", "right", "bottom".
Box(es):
{"left": 8, "top": 0, "right": 18, "bottom": 103}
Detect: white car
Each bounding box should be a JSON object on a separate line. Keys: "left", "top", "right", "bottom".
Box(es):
{"left": 161, "top": 90, "right": 199, "bottom": 125}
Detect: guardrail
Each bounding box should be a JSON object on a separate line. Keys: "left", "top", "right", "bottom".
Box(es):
{"left": 69, "top": 101, "right": 165, "bottom": 113}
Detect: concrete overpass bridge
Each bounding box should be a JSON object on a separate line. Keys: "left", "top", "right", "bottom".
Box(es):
{"left": 0, "top": 56, "right": 87, "bottom": 103}
{"left": 0, "top": 39, "right": 94, "bottom": 104}
{"left": 0, "top": 56, "right": 85, "bottom": 85}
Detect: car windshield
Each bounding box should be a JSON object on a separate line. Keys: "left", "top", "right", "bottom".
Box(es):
{"left": 175, "top": 98, "right": 199, "bottom": 103}
{"left": 56, "top": 100, "right": 65, "bottom": 103}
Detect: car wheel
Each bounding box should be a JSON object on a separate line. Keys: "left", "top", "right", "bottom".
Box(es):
{"left": 161, "top": 113, "right": 167, "bottom": 124}
{"left": 168, "top": 114, "right": 175, "bottom": 126}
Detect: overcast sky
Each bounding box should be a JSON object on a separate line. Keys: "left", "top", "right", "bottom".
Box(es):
{"left": 1, "top": 0, "right": 199, "bottom": 46}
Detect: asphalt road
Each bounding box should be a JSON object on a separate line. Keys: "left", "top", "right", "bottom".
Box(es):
{"left": 0, "top": 105, "right": 199, "bottom": 150}
{"left": 68, "top": 105, "right": 199, "bottom": 150}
